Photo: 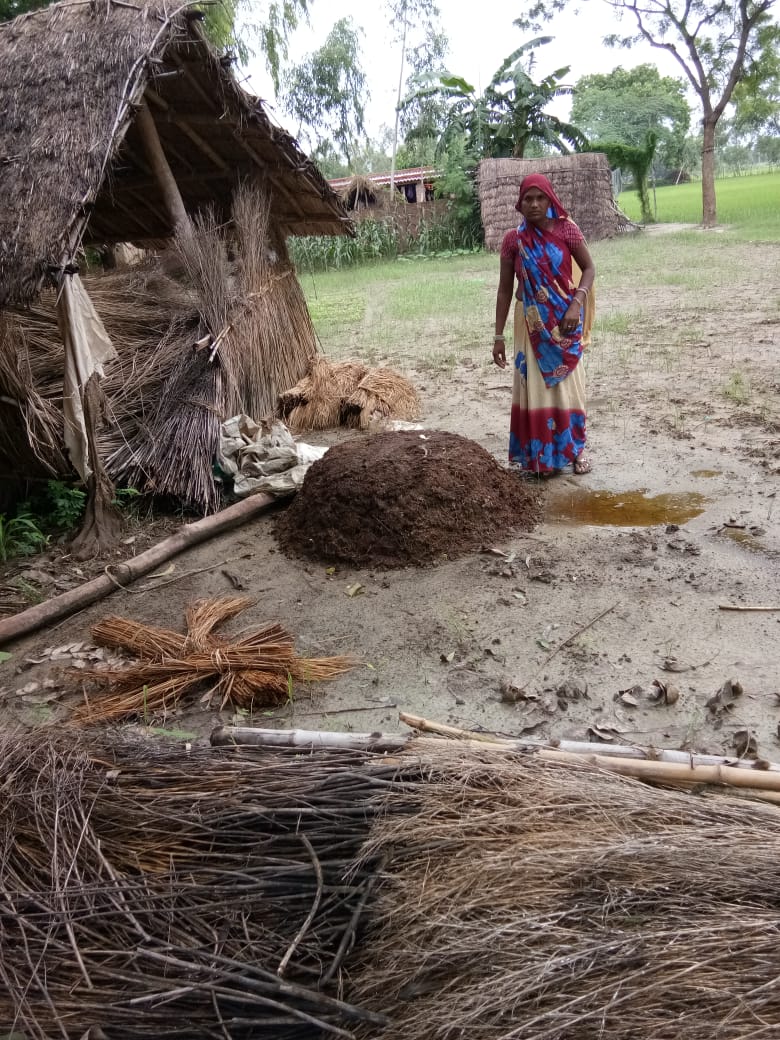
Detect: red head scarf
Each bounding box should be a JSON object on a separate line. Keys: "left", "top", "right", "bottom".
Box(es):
{"left": 514, "top": 173, "right": 569, "bottom": 219}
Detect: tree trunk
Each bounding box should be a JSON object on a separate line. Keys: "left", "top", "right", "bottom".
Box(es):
{"left": 701, "top": 117, "right": 718, "bottom": 227}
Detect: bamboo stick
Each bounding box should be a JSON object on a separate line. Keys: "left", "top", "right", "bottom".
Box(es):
{"left": 719, "top": 604, "right": 780, "bottom": 612}
{"left": 135, "top": 99, "right": 190, "bottom": 232}
{"left": 210, "top": 726, "right": 409, "bottom": 753}
{"left": 0, "top": 493, "right": 275, "bottom": 647}
{"left": 399, "top": 713, "right": 780, "bottom": 772}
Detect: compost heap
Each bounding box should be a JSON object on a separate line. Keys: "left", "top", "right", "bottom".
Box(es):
{"left": 276, "top": 430, "right": 541, "bottom": 568}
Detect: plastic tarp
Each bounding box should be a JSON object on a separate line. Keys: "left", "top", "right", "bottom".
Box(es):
{"left": 219, "top": 415, "right": 327, "bottom": 498}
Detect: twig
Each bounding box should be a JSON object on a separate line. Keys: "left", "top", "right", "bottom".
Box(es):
{"left": 277, "top": 834, "right": 322, "bottom": 977}
{"left": 266, "top": 703, "right": 398, "bottom": 721}
{"left": 515, "top": 601, "right": 620, "bottom": 692}
{"left": 719, "top": 603, "right": 780, "bottom": 612}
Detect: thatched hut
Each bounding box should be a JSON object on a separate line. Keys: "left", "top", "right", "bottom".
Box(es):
{"left": 477, "top": 154, "right": 635, "bottom": 250}
{"left": 0, "top": 0, "right": 352, "bottom": 542}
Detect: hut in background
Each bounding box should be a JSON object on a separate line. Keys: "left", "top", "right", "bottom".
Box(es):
{"left": 0, "top": 0, "right": 352, "bottom": 545}
{"left": 477, "top": 154, "right": 635, "bottom": 250}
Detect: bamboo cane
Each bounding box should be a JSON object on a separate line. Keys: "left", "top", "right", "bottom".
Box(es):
{"left": 210, "top": 726, "right": 409, "bottom": 753}
{"left": 399, "top": 713, "right": 780, "bottom": 773}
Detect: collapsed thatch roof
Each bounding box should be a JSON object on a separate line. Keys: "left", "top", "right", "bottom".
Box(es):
{"left": 0, "top": 0, "right": 352, "bottom": 307}
{"left": 477, "top": 154, "right": 636, "bottom": 249}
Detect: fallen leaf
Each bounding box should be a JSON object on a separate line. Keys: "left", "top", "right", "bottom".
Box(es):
{"left": 536, "top": 638, "right": 551, "bottom": 651}
{"left": 346, "top": 583, "right": 364, "bottom": 598}
{"left": 733, "top": 728, "right": 758, "bottom": 758}
{"left": 706, "top": 678, "right": 743, "bottom": 715}
{"left": 325, "top": 566, "right": 336, "bottom": 575}
{"left": 440, "top": 650, "right": 456, "bottom": 664}
{"left": 649, "top": 679, "right": 680, "bottom": 706}
{"left": 0, "top": 651, "right": 11, "bottom": 663}
{"left": 587, "top": 725, "right": 623, "bottom": 743}
{"left": 222, "top": 569, "right": 246, "bottom": 590}
{"left": 619, "top": 691, "right": 639, "bottom": 708}
{"left": 662, "top": 656, "right": 691, "bottom": 673}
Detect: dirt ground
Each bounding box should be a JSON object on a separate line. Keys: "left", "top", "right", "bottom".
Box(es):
{"left": 2, "top": 226, "right": 779, "bottom": 762}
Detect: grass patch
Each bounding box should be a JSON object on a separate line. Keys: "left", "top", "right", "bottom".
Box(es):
{"left": 722, "top": 370, "right": 751, "bottom": 404}
{"left": 618, "top": 172, "right": 780, "bottom": 240}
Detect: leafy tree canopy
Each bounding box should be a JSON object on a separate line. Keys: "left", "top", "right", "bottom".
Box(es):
{"left": 281, "top": 17, "right": 368, "bottom": 167}
{"left": 514, "top": 0, "right": 777, "bottom": 224}
{"left": 0, "top": 0, "right": 47, "bottom": 19}
{"left": 203, "top": 0, "right": 310, "bottom": 91}
{"left": 403, "top": 35, "right": 587, "bottom": 160}
{"left": 572, "top": 64, "right": 690, "bottom": 171}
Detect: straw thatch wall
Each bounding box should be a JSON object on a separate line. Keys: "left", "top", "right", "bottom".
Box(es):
{"left": 0, "top": 0, "right": 351, "bottom": 309}
{"left": 478, "top": 154, "right": 635, "bottom": 250}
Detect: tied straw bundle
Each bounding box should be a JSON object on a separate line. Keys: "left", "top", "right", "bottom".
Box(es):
{"left": 280, "top": 357, "right": 421, "bottom": 432}
{"left": 73, "top": 596, "right": 353, "bottom": 723}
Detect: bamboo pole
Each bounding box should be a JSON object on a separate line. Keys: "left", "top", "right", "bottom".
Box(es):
{"left": 211, "top": 726, "right": 409, "bottom": 753}
{"left": 399, "top": 713, "right": 780, "bottom": 773}
{"left": 135, "top": 99, "right": 190, "bottom": 232}
{"left": 0, "top": 493, "right": 275, "bottom": 647}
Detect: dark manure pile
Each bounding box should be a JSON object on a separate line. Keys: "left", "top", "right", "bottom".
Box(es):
{"left": 276, "top": 430, "right": 541, "bottom": 568}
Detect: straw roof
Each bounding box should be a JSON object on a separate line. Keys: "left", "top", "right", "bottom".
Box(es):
{"left": 478, "top": 154, "right": 636, "bottom": 249}
{"left": 0, "top": 0, "right": 352, "bottom": 308}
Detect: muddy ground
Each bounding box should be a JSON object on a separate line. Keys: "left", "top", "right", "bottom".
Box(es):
{"left": 2, "top": 226, "right": 779, "bottom": 761}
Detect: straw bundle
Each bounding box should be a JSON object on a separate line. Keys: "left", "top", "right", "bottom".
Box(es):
{"left": 477, "top": 154, "right": 635, "bottom": 250}
{"left": 0, "top": 731, "right": 403, "bottom": 1040}
{"left": 73, "top": 596, "right": 354, "bottom": 723}
{"left": 341, "top": 368, "right": 421, "bottom": 430}
{"left": 280, "top": 357, "right": 419, "bottom": 432}
{"left": 349, "top": 739, "right": 780, "bottom": 1040}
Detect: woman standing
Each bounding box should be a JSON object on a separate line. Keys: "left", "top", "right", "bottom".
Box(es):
{"left": 493, "top": 173, "right": 596, "bottom": 476}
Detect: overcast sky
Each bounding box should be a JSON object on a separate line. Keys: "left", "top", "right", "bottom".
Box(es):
{"left": 239, "top": 0, "right": 689, "bottom": 138}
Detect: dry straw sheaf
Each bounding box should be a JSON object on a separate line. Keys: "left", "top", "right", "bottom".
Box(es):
{"left": 281, "top": 357, "right": 420, "bottom": 432}
{"left": 478, "top": 154, "right": 636, "bottom": 251}
{"left": 72, "top": 596, "right": 354, "bottom": 722}
{"left": 349, "top": 739, "right": 780, "bottom": 1040}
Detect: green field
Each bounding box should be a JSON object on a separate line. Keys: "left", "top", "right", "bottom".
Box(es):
{"left": 618, "top": 171, "right": 780, "bottom": 239}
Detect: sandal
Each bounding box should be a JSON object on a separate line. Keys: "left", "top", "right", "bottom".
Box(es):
{"left": 573, "top": 457, "right": 592, "bottom": 475}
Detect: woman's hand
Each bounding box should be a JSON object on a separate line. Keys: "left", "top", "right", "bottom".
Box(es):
{"left": 559, "top": 302, "right": 581, "bottom": 336}
{"left": 492, "top": 338, "right": 507, "bottom": 369}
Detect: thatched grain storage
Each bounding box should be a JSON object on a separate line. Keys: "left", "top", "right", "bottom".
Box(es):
{"left": 478, "top": 154, "right": 635, "bottom": 250}
{"left": 0, "top": 0, "right": 352, "bottom": 530}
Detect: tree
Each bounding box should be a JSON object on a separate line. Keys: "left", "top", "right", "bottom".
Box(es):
{"left": 730, "top": 22, "right": 780, "bottom": 140}
{"left": 281, "top": 18, "right": 368, "bottom": 168}
{"left": 517, "top": 0, "right": 777, "bottom": 226}
{"left": 0, "top": 0, "right": 47, "bottom": 18}
{"left": 203, "top": 0, "right": 310, "bottom": 91}
{"left": 400, "top": 24, "right": 450, "bottom": 151}
{"left": 405, "top": 36, "right": 586, "bottom": 160}
{"left": 571, "top": 65, "right": 690, "bottom": 174}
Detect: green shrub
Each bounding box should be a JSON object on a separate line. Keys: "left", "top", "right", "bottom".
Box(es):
{"left": 45, "top": 480, "right": 86, "bottom": 530}
{"left": 0, "top": 512, "right": 49, "bottom": 562}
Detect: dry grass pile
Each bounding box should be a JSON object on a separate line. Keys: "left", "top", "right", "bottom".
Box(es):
{"left": 2, "top": 731, "right": 780, "bottom": 1038}
{"left": 349, "top": 740, "right": 780, "bottom": 1040}
{"left": 0, "top": 186, "right": 319, "bottom": 512}
{"left": 0, "top": 732, "right": 402, "bottom": 1040}
{"left": 72, "top": 596, "right": 353, "bottom": 724}
{"left": 280, "top": 356, "right": 420, "bottom": 432}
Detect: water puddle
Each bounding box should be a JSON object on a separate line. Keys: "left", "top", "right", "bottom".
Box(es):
{"left": 690, "top": 469, "right": 721, "bottom": 478}
{"left": 546, "top": 487, "right": 708, "bottom": 527}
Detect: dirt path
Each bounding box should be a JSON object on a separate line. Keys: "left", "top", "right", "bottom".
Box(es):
{"left": 2, "top": 233, "right": 779, "bottom": 761}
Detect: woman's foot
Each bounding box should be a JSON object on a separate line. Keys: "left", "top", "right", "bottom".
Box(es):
{"left": 573, "top": 457, "right": 592, "bottom": 475}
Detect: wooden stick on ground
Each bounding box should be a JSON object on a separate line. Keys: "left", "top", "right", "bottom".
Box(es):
{"left": 719, "top": 603, "right": 780, "bottom": 612}
{"left": 0, "top": 494, "right": 275, "bottom": 647}
{"left": 513, "top": 601, "right": 619, "bottom": 692}
{"left": 210, "top": 726, "right": 409, "bottom": 753}
{"left": 399, "top": 713, "right": 780, "bottom": 772}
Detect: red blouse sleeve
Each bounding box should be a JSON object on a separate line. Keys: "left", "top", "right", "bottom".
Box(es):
{"left": 500, "top": 228, "right": 518, "bottom": 262}
{"left": 561, "top": 219, "right": 585, "bottom": 249}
